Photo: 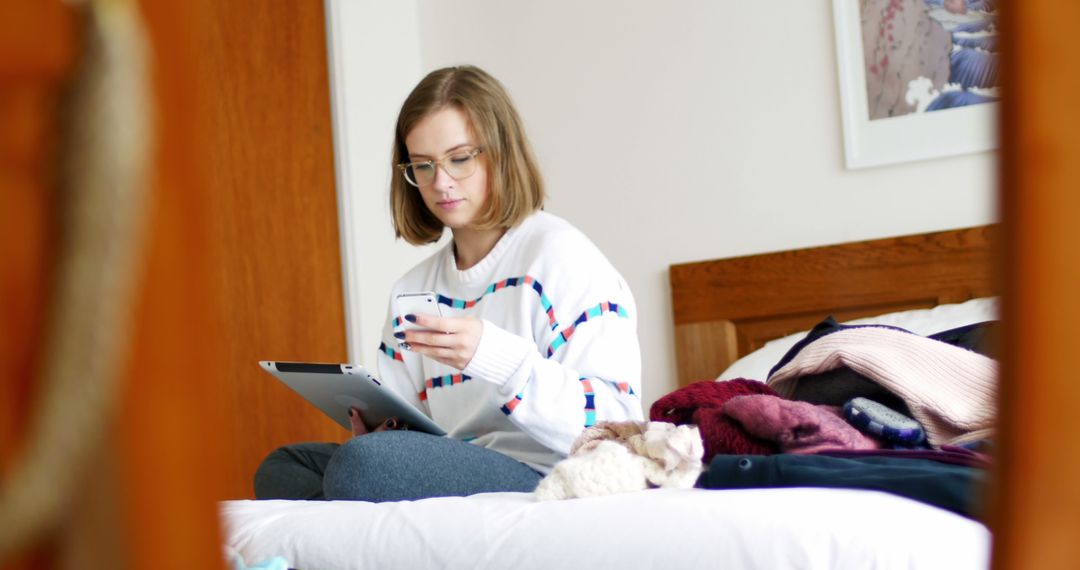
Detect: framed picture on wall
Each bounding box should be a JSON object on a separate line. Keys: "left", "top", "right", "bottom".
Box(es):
{"left": 833, "top": 0, "right": 999, "bottom": 169}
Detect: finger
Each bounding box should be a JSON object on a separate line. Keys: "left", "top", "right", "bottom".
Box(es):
{"left": 406, "top": 312, "right": 448, "bottom": 332}
{"left": 403, "top": 341, "right": 436, "bottom": 357}
{"left": 412, "top": 314, "right": 474, "bottom": 335}
{"left": 394, "top": 329, "right": 446, "bottom": 347}
{"left": 408, "top": 334, "right": 467, "bottom": 356}
{"left": 407, "top": 344, "right": 467, "bottom": 369}
{"left": 348, "top": 407, "right": 369, "bottom": 437}
{"left": 408, "top": 328, "right": 467, "bottom": 350}
{"left": 409, "top": 329, "right": 455, "bottom": 347}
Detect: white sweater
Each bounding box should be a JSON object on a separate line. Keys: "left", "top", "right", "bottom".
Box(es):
{"left": 376, "top": 211, "right": 643, "bottom": 472}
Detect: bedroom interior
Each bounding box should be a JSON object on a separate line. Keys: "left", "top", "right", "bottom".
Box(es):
{"left": 1, "top": 0, "right": 1078, "bottom": 568}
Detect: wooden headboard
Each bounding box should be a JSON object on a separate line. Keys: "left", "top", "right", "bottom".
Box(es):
{"left": 669, "top": 225, "right": 999, "bottom": 386}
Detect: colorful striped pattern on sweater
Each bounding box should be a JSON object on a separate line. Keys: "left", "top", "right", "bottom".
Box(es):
{"left": 417, "top": 373, "right": 472, "bottom": 401}
{"left": 393, "top": 276, "right": 557, "bottom": 330}
{"left": 498, "top": 376, "right": 634, "bottom": 423}
{"left": 378, "top": 342, "right": 404, "bottom": 362}
{"left": 546, "top": 301, "right": 630, "bottom": 357}
{"left": 500, "top": 391, "right": 524, "bottom": 416}
{"left": 601, "top": 379, "right": 636, "bottom": 396}
{"left": 383, "top": 277, "right": 635, "bottom": 426}
{"left": 580, "top": 377, "right": 597, "bottom": 427}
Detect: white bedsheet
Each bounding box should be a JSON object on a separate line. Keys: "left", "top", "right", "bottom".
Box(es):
{"left": 222, "top": 487, "right": 989, "bottom": 569}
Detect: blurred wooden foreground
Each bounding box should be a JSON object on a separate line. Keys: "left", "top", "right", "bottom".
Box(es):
{"left": 2, "top": 1, "right": 347, "bottom": 567}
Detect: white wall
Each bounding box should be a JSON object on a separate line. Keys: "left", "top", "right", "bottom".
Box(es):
{"left": 325, "top": 0, "right": 445, "bottom": 374}
{"left": 328, "top": 0, "right": 998, "bottom": 409}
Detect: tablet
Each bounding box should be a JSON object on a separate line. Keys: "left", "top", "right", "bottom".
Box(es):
{"left": 259, "top": 361, "right": 446, "bottom": 436}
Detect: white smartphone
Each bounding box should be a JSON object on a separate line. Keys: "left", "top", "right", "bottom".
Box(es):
{"left": 394, "top": 291, "right": 443, "bottom": 332}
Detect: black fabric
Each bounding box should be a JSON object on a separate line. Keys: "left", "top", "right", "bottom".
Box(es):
{"left": 788, "top": 368, "right": 912, "bottom": 415}
{"left": 927, "top": 320, "right": 999, "bottom": 358}
{"left": 698, "top": 453, "right": 986, "bottom": 519}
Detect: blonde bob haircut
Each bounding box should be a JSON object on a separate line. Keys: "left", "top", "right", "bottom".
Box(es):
{"left": 391, "top": 65, "right": 546, "bottom": 245}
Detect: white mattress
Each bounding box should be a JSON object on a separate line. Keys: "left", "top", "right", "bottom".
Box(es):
{"left": 222, "top": 487, "right": 989, "bottom": 569}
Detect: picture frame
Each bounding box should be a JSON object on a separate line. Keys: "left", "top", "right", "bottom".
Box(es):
{"left": 832, "top": 0, "right": 999, "bottom": 169}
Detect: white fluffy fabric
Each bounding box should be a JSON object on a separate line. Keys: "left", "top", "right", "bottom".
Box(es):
{"left": 534, "top": 441, "right": 651, "bottom": 501}
{"left": 534, "top": 421, "right": 704, "bottom": 501}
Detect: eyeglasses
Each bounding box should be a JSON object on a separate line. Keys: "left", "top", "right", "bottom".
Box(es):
{"left": 397, "top": 148, "right": 483, "bottom": 188}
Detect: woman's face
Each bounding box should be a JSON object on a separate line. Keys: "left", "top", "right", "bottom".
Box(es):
{"left": 404, "top": 106, "right": 490, "bottom": 231}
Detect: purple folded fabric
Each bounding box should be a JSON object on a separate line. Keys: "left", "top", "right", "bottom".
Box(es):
{"left": 722, "top": 395, "right": 881, "bottom": 454}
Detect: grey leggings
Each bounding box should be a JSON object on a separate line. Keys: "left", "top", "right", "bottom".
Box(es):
{"left": 253, "top": 431, "right": 543, "bottom": 502}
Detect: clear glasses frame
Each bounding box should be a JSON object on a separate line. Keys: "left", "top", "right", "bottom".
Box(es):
{"left": 396, "top": 147, "right": 484, "bottom": 188}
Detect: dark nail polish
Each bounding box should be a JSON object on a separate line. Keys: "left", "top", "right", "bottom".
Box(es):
{"left": 399, "top": 342, "right": 411, "bottom": 351}
{"left": 405, "top": 314, "right": 417, "bottom": 323}
{"left": 393, "top": 331, "right": 405, "bottom": 339}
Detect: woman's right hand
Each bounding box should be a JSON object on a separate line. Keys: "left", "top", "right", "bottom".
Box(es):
{"left": 348, "top": 406, "right": 403, "bottom": 437}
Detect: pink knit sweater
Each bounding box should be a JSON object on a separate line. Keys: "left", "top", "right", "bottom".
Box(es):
{"left": 767, "top": 327, "right": 997, "bottom": 446}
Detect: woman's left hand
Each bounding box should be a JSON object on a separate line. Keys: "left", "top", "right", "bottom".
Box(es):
{"left": 396, "top": 314, "right": 483, "bottom": 370}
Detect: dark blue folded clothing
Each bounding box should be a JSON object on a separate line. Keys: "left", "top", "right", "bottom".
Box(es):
{"left": 818, "top": 445, "right": 992, "bottom": 469}
{"left": 698, "top": 453, "right": 986, "bottom": 519}
{"left": 927, "top": 321, "right": 999, "bottom": 357}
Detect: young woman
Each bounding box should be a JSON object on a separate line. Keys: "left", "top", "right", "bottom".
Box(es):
{"left": 254, "top": 65, "right": 642, "bottom": 502}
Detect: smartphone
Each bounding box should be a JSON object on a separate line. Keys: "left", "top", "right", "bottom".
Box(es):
{"left": 394, "top": 291, "right": 443, "bottom": 332}
{"left": 842, "top": 397, "right": 925, "bottom": 445}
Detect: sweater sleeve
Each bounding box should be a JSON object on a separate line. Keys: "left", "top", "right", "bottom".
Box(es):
{"left": 462, "top": 238, "right": 644, "bottom": 456}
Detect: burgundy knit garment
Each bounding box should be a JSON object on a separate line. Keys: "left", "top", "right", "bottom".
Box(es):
{"left": 722, "top": 394, "right": 881, "bottom": 454}
{"left": 649, "top": 379, "right": 779, "bottom": 460}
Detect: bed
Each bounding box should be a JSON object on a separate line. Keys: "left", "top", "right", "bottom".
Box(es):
{"left": 221, "top": 225, "right": 998, "bottom": 570}
{"left": 669, "top": 224, "right": 997, "bottom": 386}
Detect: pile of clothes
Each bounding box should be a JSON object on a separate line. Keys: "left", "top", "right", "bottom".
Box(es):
{"left": 537, "top": 319, "right": 998, "bottom": 519}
